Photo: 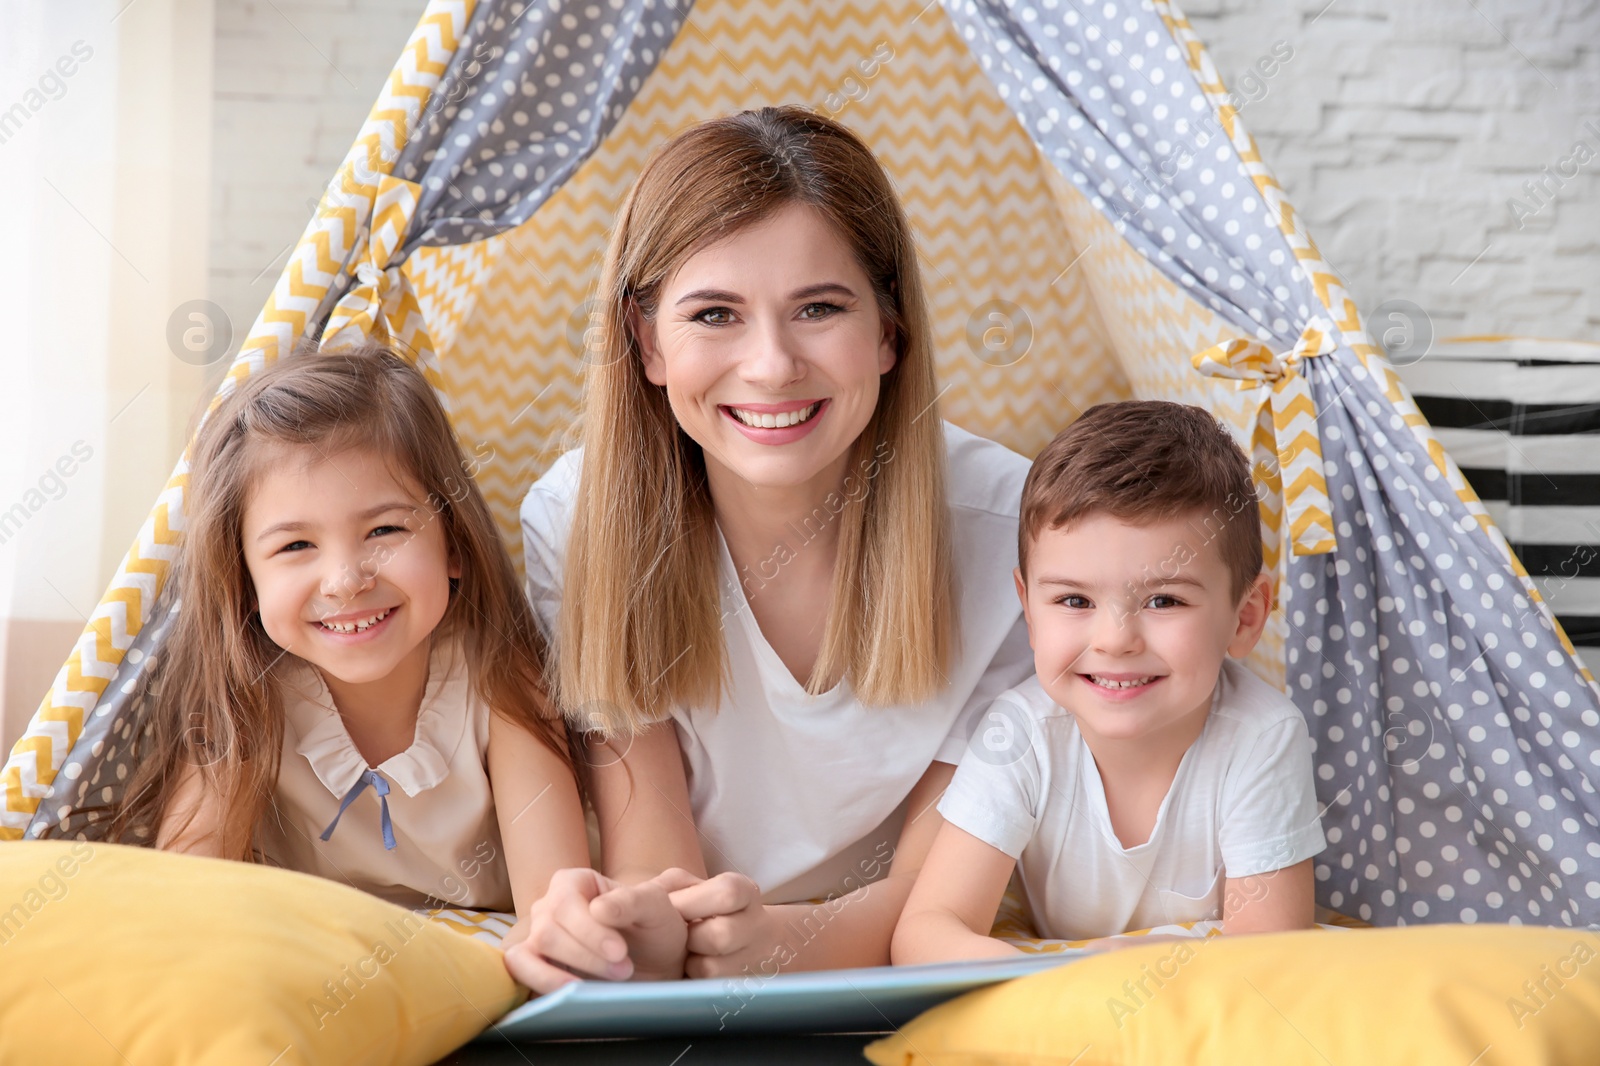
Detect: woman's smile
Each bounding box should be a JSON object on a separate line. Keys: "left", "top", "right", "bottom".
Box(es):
{"left": 720, "top": 398, "right": 830, "bottom": 443}
{"left": 639, "top": 201, "right": 896, "bottom": 495}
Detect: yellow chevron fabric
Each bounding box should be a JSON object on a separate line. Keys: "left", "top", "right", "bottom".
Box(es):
{"left": 439, "top": 0, "right": 1134, "bottom": 550}
{"left": 405, "top": 241, "right": 494, "bottom": 360}
{"left": 323, "top": 173, "right": 448, "bottom": 398}
{"left": 1192, "top": 319, "right": 1339, "bottom": 557}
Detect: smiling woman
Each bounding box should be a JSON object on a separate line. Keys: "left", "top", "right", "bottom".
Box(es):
{"left": 510, "top": 107, "right": 1037, "bottom": 990}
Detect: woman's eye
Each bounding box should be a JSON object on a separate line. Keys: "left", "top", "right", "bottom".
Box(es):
{"left": 279, "top": 540, "right": 312, "bottom": 554}
{"left": 370, "top": 525, "right": 408, "bottom": 538}
{"left": 799, "top": 301, "right": 842, "bottom": 320}
{"left": 693, "top": 307, "right": 735, "bottom": 326}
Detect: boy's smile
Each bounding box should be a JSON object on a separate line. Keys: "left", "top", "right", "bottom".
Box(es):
{"left": 1016, "top": 512, "right": 1270, "bottom": 752}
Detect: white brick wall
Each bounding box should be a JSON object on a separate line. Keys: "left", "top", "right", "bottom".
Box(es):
{"left": 209, "top": 0, "right": 423, "bottom": 346}
{"left": 1186, "top": 0, "right": 1599, "bottom": 342}
{"left": 207, "top": 0, "right": 1599, "bottom": 346}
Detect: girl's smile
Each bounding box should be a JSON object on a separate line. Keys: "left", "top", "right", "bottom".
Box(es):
{"left": 241, "top": 444, "right": 459, "bottom": 699}
{"left": 312, "top": 604, "right": 399, "bottom": 640}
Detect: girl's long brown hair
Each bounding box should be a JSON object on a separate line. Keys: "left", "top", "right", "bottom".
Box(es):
{"left": 113, "top": 341, "right": 572, "bottom": 859}
{"left": 562, "top": 106, "right": 955, "bottom": 733}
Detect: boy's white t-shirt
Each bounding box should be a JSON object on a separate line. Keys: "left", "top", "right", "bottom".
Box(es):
{"left": 938, "top": 659, "right": 1326, "bottom": 941}
{"left": 521, "top": 422, "right": 1035, "bottom": 903}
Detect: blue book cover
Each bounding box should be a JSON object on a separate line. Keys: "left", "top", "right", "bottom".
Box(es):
{"left": 482, "top": 953, "right": 1085, "bottom": 1041}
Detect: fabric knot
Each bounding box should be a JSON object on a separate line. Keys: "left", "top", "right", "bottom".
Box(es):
{"left": 353, "top": 260, "right": 384, "bottom": 289}
{"left": 320, "top": 768, "right": 397, "bottom": 851}
{"left": 1191, "top": 317, "right": 1339, "bottom": 557}
{"left": 323, "top": 173, "right": 425, "bottom": 353}
{"left": 1191, "top": 317, "right": 1337, "bottom": 388}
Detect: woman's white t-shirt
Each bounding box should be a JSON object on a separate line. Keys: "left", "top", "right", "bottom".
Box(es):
{"left": 258, "top": 640, "right": 513, "bottom": 911}
{"left": 938, "top": 660, "right": 1327, "bottom": 940}
{"left": 521, "top": 422, "right": 1034, "bottom": 903}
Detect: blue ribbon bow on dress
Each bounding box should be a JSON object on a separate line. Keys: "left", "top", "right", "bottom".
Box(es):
{"left": 320, "top": 768, "right": 397, "bottom": 851}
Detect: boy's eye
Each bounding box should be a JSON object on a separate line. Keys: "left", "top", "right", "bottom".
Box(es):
{"left": 1146, "top": 594, "right": 1185, "bottom": 609}
{"left": 692, "top": 307, "right": 735, "bottom": 326}
{"left": 1055, "top": 594, "right": 1092, "bottom": 609}
{"left": 798, "top": 301, "right": 843, "bottom": 320}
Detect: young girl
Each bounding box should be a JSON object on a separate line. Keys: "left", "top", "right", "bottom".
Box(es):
{"left": 114, "top": 342, "right": 591, "bottom": 933}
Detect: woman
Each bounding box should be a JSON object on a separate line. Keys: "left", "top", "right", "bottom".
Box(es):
{"left": 507, "top": 107, "right": 1034, "bottom": 991}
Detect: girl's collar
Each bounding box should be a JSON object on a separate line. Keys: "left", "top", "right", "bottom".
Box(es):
{"left": 277, "top": 639, "right": 471, "bottom": 799}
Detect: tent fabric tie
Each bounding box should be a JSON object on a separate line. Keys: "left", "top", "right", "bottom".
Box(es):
{"left": 322, "top": 173, "right": 438, "bottom": 370}
{"left": 1192, "top": 318, "right": 1339, "bottom": 557}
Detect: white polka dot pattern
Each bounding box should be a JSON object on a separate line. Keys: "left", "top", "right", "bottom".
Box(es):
{"left": 1288, "top": 357, "right": 1600, "bottom": 926}
{"left": 394, "top": 0, "right": 686, "bottom": 250}
{"left": 24, "top": 590, "right": 179, "bottom": 842}
{"left": 941, "top": 0, "right": 1315, "bottom": 351}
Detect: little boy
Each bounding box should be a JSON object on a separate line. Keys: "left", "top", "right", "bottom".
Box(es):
{"left": 893, "top": 401, "right": 1325, "bottom": 961}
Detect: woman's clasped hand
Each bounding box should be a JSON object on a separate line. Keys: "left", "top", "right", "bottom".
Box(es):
{"left": 504, "top": 868, "right": 773, "bottom": 990}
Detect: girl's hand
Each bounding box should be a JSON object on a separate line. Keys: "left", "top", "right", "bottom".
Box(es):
{"left": 503, "top": 868, "right": 638, "bottom": 993}
{"left": 504, "top": 868, "right": 694, "bottom": 993}
{"left": 660, "top": 870, "right": 777, "bottom": 979}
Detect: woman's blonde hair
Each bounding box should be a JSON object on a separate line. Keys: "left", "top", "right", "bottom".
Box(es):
{"left": 112, "top": 341, "right": 572, "bottom": 859}
{"left": 561, "top": 106, "right": 954, "bottom": 732}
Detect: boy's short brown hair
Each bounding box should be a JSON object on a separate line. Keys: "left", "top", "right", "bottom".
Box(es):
{"left": 1018, "top": 401, "right": 1264, "bottom": 601}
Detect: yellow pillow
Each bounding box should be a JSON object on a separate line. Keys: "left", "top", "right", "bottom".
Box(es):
{"left": 867, "top": 925, "right": 1600, "bottom": 1065}
{"left": 0, "top": 841, "right": 524, "bottom": 1065}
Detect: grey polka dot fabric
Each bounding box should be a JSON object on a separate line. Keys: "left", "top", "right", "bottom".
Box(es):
{"left": 25, "top": 588, "right": 177, "bottom": 842}
{"left": 943, "top": 0, "right": 1311, "bottom": 350}
{"left": 946, "top": 0, "right": 1600, "bottom": 926}
{"left": 307, "top": 0, "right": 688, "bottom": 330}
{"left": 393, "top": 0, "right": 687, "bottom": 249}
{"left": 1287, "top": 357, "right": 1600, "bottom": 926}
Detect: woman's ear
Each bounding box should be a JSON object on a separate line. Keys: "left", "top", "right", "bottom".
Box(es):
{"left": 874, "top": 280, "right": 899, "bottom": 375}
{"left": 630, "top": 303, "right": 667, "bottom": 386}
{"left": 878, "top": 315, "right": 898, "bottom": 375}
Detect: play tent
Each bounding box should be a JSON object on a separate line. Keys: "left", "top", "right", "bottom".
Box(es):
{"left": 5, "top": 0, "right": 1598, "bottom": 933}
